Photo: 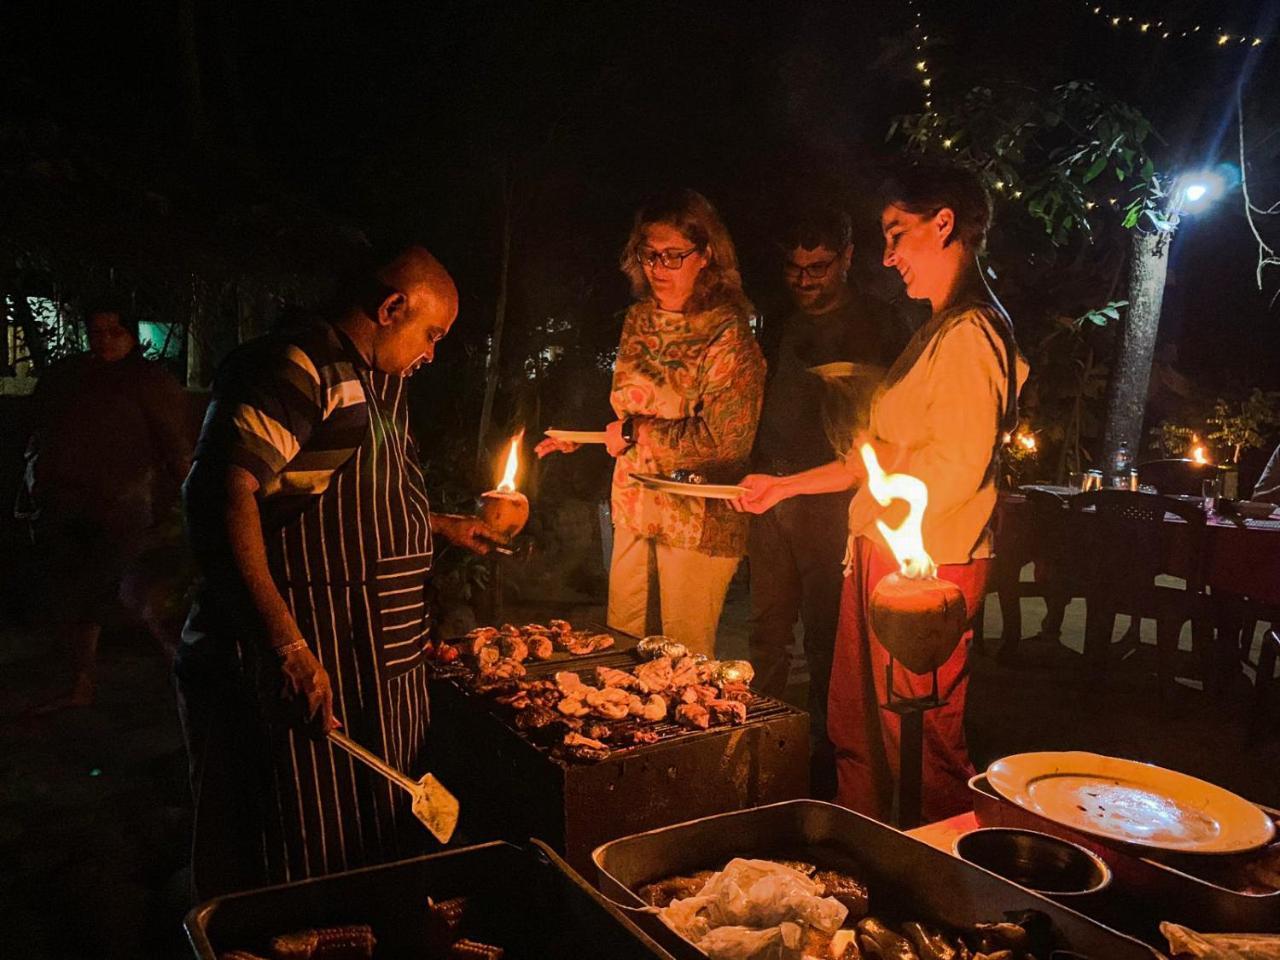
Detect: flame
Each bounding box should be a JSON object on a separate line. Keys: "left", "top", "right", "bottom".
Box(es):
{"left": 1016, "top": 432, "right": 1037, "bottom": 452}
{"left": 1189, "top": 440, "right": 1209, "bottom": 465}
{"left": 860, "top": 443, "right": 936, "bottom": 580}
{"left": 496, "top": 430, "right": 524, "bottom": 492}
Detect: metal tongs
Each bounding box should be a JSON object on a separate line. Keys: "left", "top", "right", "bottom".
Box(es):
{"left": 328, "top": 730, "right": 460, "bottom": 843}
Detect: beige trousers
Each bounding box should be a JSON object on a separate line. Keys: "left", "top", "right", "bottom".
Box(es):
{"left": 606, "top": 525, "right": 740, "bottom": 658}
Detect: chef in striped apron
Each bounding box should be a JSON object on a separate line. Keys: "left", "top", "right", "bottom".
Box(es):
{"left": 177, "top": 246, "right": 496, "bottom": 896}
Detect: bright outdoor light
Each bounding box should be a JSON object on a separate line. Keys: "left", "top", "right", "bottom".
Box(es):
{"left": 1177, "top": 167, "right": 1234, "bottom": 212}
{"left": 1184, "top": 184, "right": 1207, "bottom": 202}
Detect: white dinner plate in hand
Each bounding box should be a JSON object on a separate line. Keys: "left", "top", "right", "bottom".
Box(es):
{"left": 544, "top": 429, "right": 608, "bottom": 444}
{"left": 807, "top": 361, "right": 886, "bottom": 380}
{"left": 987, "top": 751, "right": 1275, "bottom": 854}
{"left": 631, "top": 473, "right": 747, "bottom": 500}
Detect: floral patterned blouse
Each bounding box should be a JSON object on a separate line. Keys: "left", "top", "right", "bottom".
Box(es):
{"left": 610, "top": 299, "right": 765, "bottom": 557}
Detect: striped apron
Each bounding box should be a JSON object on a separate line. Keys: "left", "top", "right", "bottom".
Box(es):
{"left": 255, "top": 366, "right": 434, "bottom": 883}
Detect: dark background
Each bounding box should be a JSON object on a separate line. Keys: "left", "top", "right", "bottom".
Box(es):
{"left": 3, "top": 0, "right": 1279, "bottom": 456}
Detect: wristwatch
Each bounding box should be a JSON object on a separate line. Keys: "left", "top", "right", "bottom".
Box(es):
{"left": 621, "top": 416, "right": 637, "bottom": 446}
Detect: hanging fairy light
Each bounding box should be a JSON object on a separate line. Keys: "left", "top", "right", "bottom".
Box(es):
{"left": 1081, "top": 0, "right": 1270, "bottom": 49}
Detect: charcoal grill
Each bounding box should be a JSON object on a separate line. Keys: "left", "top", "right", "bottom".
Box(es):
{"left": 426, "top": 631, "right": 809, "bottom": 873}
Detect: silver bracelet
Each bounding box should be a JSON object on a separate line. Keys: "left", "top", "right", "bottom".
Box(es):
{"left": 272, "top": 639, "right": 308, "bottom": 656}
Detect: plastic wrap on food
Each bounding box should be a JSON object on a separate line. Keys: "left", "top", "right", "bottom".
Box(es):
{"left": 658, "top": 859, "right": 848, "bottom": 959}
{"left": 1161, "top": 922, "right": 1280, "bottom": 959}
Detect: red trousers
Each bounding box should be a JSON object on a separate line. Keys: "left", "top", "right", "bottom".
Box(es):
{"left": 827, "top": 537, "right": 990, "bottom": 823}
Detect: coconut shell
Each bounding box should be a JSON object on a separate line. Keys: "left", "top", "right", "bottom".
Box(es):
{"left": 869, "top": 572, "right": 967, "bottom": 674}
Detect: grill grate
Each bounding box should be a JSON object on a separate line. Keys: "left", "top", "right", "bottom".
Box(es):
{"left": 440, "top": 652, "right": 802, "bottom": 759}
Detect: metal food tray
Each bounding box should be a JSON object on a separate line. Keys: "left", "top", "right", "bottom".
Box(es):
{"left": 185, "top": 840, "right": 676, "bottom": 960}
{"left": 593, "top": 799, "right": 1159, "bottom": 960}
{"left": 970, "top": 773, "right": 1280, "bottom": 936}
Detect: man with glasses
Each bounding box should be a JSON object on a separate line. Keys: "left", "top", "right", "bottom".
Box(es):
{"left": 748, "top": 206, "right": 907, "bottom": 799}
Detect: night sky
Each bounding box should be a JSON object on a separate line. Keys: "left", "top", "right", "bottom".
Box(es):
{"left": 4, "top": 0, "right": 1279, "bottom": 392}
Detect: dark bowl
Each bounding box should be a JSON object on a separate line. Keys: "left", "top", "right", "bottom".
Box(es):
{"left": 954, "top": 828, "right": 1112, "bottom": 898}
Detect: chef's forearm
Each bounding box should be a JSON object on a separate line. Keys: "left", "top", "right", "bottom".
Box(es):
{"left": 222, "top": 466, "right": 303, "bottom": 652}
{"left": 776, "top": 458, "right": 861, "bottom": 497}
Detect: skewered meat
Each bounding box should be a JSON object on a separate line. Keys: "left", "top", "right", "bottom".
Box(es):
{"left": 549, "top": 618, "right": 572, "bottom": 635}
{"left": 675, "top": 702, "right": 711, "bottom": 729}
{"left": 554, "top": 671, "right": 586, "bottom": 696}
{"left": 629, "top": 727, "right": 660, "bottom": 745}
{"left": 515, "top": 704, "right": 558, "bottom": 730}
{"left": 562, "top": 732, "right": 610, "bottom": 760}
{"left": 634, "top": 656, "right": 674, "bottom": 693}
{"left": 816, "top": 870, "right": 870, "bottom": 919}
{"left": 707, "top": 699, "right": 748, "bottom": 724}
{"left": 680, "top": 684, "right": 719, "bottom": 705}
{"left": 526, "top": 634, "right": 554, "bottom": 660}
{"left": 669, "top": 656, "right": 701, "bottom": 688}
{"left": 498, "top": 635, "right": 529, "bottom": 663}
{"left": 637, "top": 870, "right": 716, "bottom": 907}
{"left": 641, "top": 694, "right": 668, "bottom": 721}
{"left": 269, "top": 924, "right": 376, "bottom": 959}
{"left": 595, "top": 665, "right": 638, "bottom": 689}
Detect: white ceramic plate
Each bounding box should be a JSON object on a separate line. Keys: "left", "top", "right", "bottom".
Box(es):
{"left": 807, "top": 361, "right": 885, "bottom": 380}
{"left": 544, "top": 429, "right": 608, "bottom": 444}
{"left": 987, "top": 751, "right": 1275, "bottom": 854}
{"left": 631, "top": 473, "right": 747, "bottom": 500}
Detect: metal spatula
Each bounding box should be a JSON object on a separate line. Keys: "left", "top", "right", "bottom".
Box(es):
{"left": 328, "top": 730, "right": 459, "bottom": 844}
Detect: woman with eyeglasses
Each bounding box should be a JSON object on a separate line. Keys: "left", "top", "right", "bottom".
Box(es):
{"left": 537, "top": 189, "right": 764, "bottom": 656}
{"left": 733, "top": 165, "right": 1027, "bottom": 821}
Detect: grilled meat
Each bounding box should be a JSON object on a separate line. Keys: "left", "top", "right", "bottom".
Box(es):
{"left": 675, "top": 702, "right": 711, "bottom": 729}
{"left": 523, "top": 623, "right": 550, "bottom": 635}
{"left": 634, "top": 656, "right": 674, "bottom": 693}
{"left": 557, "top": 697, "right": 591, "bottom": 718}
{"left": 498, "top": 623, "right": 521, "bottom": 637}
{"left": 585, "top": 722, "right": 612, "bottom": 741}
{"left": 549, "top": 618, "right": 572, "bottom": 635}
{"left": 680, "top": 683, "right": 718, "bottom": 705}
{"left": 669, "top": 656, "right": 701, "bottom": 688}
{"left": 498, "top": 635, "right": 529, "bottom": 663}
{"left": 554, "top": 671, "right": 586, "bottom": 696}
{"left": 562, "top": 631, "right": 613, "bottom": 655}
{"left": 856, "top": 918, "right": 915, "bottom": 960}
{"left": 707, "top": 699, "right": 748, "bottom": 725}
{"left": 481, "top": 657, "right": 525, "bottom": 680}
{"left": 476, "top": 645, "right": 500, "bottom": 670}
{"left": 562, "top": 732, "right": 610, "bottom": 761}
{"left": 493, "top": 690, "right": 530, "bottom": 710}
{"left": 629, "top": 727, "right": 660, "bottom": 745}
{"left": 816, "top": 869, "right": 869, "bottom": 919}
{"left": 641, "top": 694, "right": 668, "bottom": 722}
{"left": 515, "top": 704, "right": 558, "bottom": 730}
{"left": 526, "top": 634, "right": 554, "bottom": 660}
{"left": 637, "top": 871, "right": 716, "bottom": 908}
{"left": 718, "top": 681, "right": 751, "bottom": 702}
{"left": 469, "top": 634, "right": 497, "bottom": 657}
{"left": 594, "top": 665, "right": 637, "bottom": 689}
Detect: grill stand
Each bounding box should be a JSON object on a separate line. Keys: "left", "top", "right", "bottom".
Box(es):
{"left": 881, "top": 658, "right": 945, "bottom": 830}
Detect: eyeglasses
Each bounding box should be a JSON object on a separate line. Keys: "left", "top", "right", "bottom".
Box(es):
{"left": 635, "top": 245, "right": 703, "bottom": 270}
{"left": 783, "top": 256, "right": 839, "bottom": 281}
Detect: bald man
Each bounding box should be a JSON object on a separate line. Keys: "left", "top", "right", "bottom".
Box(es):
{"left": 177, "top": 245, "right": 496, "bottom": 894}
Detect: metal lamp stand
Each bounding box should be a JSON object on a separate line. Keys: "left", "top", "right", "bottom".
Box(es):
{"left": 881, "top": 658, "right": 947, "bottom": 830}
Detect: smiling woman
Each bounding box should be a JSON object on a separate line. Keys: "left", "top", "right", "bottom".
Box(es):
{"left": 537, "top": 189, "right": 765, "bottom": 657}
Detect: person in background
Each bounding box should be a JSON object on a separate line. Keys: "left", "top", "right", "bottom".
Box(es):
{"left": 747, "top": 205, "right": 907, "bottom": 799}
{"left": 537, "top": 189, "right": 765, "bottom": 657}
{"left": 1255, "top": 441, "right": 1280, "bottom": 504}
{"left": 22, "top": 302, "right": 192, "bottom": 710}
{"left": 178, "top": 244, "right": 497, "bottom": 895}
{"left": 735, "top": 165, "right": 1027, "bottom": 821}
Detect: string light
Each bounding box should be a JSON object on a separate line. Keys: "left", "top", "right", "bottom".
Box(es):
{"left": 905, "top": 0, "right": 932, "bottom": 113}
{"left": 1082, "top": 1, "right": 1270, "bottom": 49}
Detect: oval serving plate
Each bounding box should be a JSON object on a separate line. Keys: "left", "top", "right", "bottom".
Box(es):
{"left": 545, "top": 428, "right": 609, "bottom": 444}
{"left": 630, "top": 473, "right": 746, "bottom": 500}
{"left": 987, "top": 751, "right": 1275, "bottom": 854}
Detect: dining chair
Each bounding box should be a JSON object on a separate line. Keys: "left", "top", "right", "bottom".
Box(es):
{"left": 995, "top": 488, "right": 1079, "bottom": 660}
{"left": 1250, "top": 630, "right": 1280, "bottom": 739}
{"left": 1069, "top": 490, "right": 1212, "bottom": 713}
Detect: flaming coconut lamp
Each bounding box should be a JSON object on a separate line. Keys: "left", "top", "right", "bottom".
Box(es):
{"left": 860, "top": 443, "right": 968, "bottom": 828}
{"left": 480, "top": 431, "right": 530, "bottom": 546}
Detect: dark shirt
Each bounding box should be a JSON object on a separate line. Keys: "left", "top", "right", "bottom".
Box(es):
{"left": 30, "top": 349, "right": 191, "bottom": 530}
{"left": 752, "top": 288, "right": 907, "bottom": 472}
